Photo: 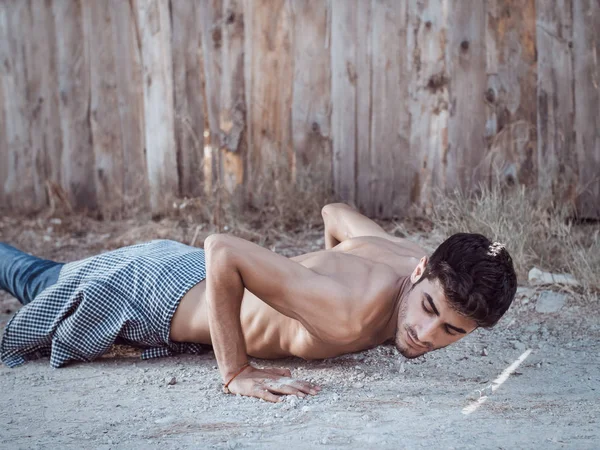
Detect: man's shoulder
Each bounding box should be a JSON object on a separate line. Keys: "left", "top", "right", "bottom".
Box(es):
{"left": 334, "top": 236, "right": 423, "bottom": 276}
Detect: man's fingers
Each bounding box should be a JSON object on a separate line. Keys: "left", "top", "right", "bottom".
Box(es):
{"left": 265, "top": 382, "right": 307, "bottom": 398}
{"left": 255, "top": 388, "right": 282, "bottom": 403}
{"left": 263, "top": 379, "right": 320, "bottom": 396}
{"left": 268, "top": 367, "right": 292, "bottom": 377}
{"left": 288, "top": 380, "right": 321, "bottom": 395}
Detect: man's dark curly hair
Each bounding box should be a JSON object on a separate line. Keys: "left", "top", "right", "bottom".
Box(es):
{"left": 418, "top": 233, "right": 517, "bottom": 328}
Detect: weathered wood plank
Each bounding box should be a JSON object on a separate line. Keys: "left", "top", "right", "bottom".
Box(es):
{"left": 0, "top": 2, "right": 10, "bottom": 209}
{"left": 53, "top": 0, "right": 98, "bottom": 211}
{"left": 573, "top": 0, "right": 600, "bottom": 218}
{"left": 84, "top": 2, "right": 125, "bottom": 219}
{"left": 330, "top": 0, "right": 359, "bottom": 205}
{"left": 198, "top": 0, "right": 223, "bottom": 191}
{"left": 135, "top": 0, "right": 179, "bottom": 214}
{"left": 536, "top": 0, "right": 576, "bottom": 202}
{"left": 407, "top": 0, "right": 450, "bottom": 214}
{"left": 446, "top": 0, "right": 487, "bottom": 191}
{"left": 0, "top": 1, "right": 38, "bottom": 211}
{"left": 219, "top": 0, "right": 246, "bottom": 197}
{"left": 110, "top": 0, "right": 149, "bottom": 213}
{"left": 171, "top": 0, "right": 205, "bottom": 199}
{"left": 353, "top": 0, "right": 372, "bottom": 214}
{"left": 369, "top": 0, "right": 410, "bottom": 217}
{"left": 485, "top": 0, "right": 537, "bottom": 187}
{"left": 290, "top": 0, "right": 332, "bottom": 192}
{"left": 244, "top": 0, "right": 294, "bottom": 205}
{"left": 27, "top": 0, "right": 62, "bottom": 205}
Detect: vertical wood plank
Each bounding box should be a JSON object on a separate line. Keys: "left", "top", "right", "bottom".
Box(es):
{"left": 244, "top": 0, "right": 294, "bottom": 205}
{"left": 0, "top": 2, "right": 10, "bottom": 208}
{"left": 536, "top": 0, "right": 576, "bottom": 202}
{"left": 198, "top": 0, "right": 223, "bottom": 190}
{"left": 84, "top": 2, "right": 125, "bottom": 219}
{"left": 219, "top": 0, "right": 247, "bottom": 197}
{"left": 171, "top": 0, "right": 205, "bottom": 198}
{"left": 573, "top": 0, "right": 600, "bottom": 218}
{"left": 446, "top": 0, "right": 487, "bottom": 191}
{"left": 0, "top": 1, "right": 38, "bottom": 211}
{"left": 369, "top": 0, "right": 410, "bottom": 217}
{"left": 290, "top": 0, "right": 332, "bottom": 191}
{"left": 110, "top": 0, "right": 149, "bottom": 213}
{"left": 0, "top": 2, "right": 11, "bottom": 212}
{"left": 135, "top": 0, "right": 179, "bottom": 214}
{"left": 407, "top": 0, "right": 449, "bottom": 213}
{"left": 485, "top": 0, "right": 537, "bottom": 187}
{"left": 0, "top": 78, "right": 5, "bottom": 209}
{"left": 53, "top": 0, "right": 98, "bottom": 211}
{"left": 27, "top": 0, "right": 63, "bottom": 204}
{"left": 353, "top": 0, "right": 373, "bottom": 214}
{"left": 330, "top": 0, "right": 359, "bottom": 205}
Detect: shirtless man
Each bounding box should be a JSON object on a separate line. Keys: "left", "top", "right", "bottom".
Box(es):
{"left": 0, "top": 203, "right": 517, "bottom": 403}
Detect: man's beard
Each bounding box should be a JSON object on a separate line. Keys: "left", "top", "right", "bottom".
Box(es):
{"left": 394, "top": 294, "right": 426, "bottom": 359}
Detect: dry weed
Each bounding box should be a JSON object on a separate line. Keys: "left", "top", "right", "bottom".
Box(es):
{"left": 169, "top": 152, "right": 335, "bottom": 248}
{"left": 429, "top": 183, "right": 600, "bottom": 295}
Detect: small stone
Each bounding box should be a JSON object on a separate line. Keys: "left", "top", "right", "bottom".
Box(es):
{"left": 535, "top": 291, "right": 567, "bottom": 313}
{"left": 528, "top": 267, "right": 580, "bottom": 287}
{"left": 154, "top": 415, "right": 177, "bottom": 425}
{"left": 481, "top": 348, "right": 488, "bottom": 356}
{"left": 510, "top": 341, "right": 527, "bottom": 351}
{"left": 167, "top": 377, "right": 177, "bottom": 386}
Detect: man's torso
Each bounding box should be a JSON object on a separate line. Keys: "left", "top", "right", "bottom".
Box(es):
{"left": 172, "top": 237, "right": 424, "bottom": 359}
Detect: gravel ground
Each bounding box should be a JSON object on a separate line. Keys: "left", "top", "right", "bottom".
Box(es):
{"left": 1, "top": 216, "right": 599, "bottom": 449}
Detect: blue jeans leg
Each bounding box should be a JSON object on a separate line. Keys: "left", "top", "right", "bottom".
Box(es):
{"left": 0, "top": 243, "right": 64, "bottom": 305}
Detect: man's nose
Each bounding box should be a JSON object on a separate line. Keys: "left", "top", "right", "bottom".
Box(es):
{"left": 416, "top": 319, "right": 438, "bottom": 348}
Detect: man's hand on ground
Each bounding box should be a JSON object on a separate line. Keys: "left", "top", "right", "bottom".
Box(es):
{"left": 226, "top": 365, "right": 321, "bottom": 403}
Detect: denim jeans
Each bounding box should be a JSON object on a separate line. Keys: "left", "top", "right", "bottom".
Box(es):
{"left": 0, "top": 243, "right": 64, "bottom": 305}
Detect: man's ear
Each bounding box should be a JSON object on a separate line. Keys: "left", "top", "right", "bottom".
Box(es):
{"left": 410, "top": 256, "right": 428, "bottom": 284}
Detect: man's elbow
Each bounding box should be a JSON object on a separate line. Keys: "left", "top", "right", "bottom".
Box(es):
{"left": 204, "top": 234, "right": 235, "bottom": 260}
{"left": 322, "top": 203, "right": 352, "bottom": 216}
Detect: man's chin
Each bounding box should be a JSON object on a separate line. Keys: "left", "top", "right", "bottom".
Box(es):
{"left": 395, "top": 342, "right": 426, "bottom": 359}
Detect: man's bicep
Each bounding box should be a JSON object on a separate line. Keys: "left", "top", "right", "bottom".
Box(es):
{"left": 208, "top": 234, "right": 348, "bottom": 333}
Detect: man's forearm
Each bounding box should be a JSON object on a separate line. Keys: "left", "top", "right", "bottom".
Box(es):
{"left": 204, "top": 236, "right": 248, "bottom": 382}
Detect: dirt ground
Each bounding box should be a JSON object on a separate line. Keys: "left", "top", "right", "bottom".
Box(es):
{"left": 1, "top": 216, "right": 599, "bottom": 449}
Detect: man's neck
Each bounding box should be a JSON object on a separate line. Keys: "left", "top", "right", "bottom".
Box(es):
{"left": 381, "top": 275, "right": 412, "bottom": 342}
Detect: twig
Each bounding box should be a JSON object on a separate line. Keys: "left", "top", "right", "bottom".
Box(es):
{"left": 190, "top": 225, "right": 202, "bottom": 247}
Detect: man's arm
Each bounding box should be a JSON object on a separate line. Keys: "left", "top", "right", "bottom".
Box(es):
{"left": 204, "top": 233, "right": 349, "bottom": 402}
{"left": 321, "top": 203, "right": 425, "bottom": 256}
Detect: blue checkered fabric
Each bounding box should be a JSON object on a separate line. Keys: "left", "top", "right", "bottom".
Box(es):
{"left": 1, "top": 240, "right": 209, "bottom": 368}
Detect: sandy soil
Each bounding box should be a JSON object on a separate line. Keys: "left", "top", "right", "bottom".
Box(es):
{"left": 1, "top": 216, "right": 599, "bottom": 449}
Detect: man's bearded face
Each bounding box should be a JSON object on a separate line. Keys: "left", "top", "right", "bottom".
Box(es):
{"left": 395, "top": 277, "right": 477, "bottom": 359}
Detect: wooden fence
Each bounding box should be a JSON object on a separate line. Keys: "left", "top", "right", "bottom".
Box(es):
{"left": 0, "top": 0, "right": 598, "bottom": 219}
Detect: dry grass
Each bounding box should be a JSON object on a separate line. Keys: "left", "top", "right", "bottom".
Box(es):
{"left": 429, "top": 183, "right": 600, "bottom": 296}
{"left": 170, "top": 153, "right": 335, "bottom": 247}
